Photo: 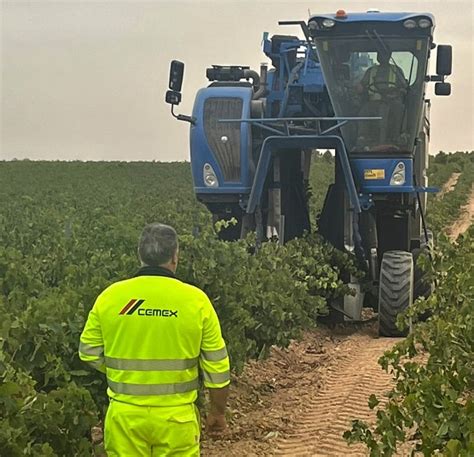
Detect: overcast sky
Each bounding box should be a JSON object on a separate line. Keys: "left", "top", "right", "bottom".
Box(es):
{"left": 1, "top": 0, "right": 473, "bottom": 161}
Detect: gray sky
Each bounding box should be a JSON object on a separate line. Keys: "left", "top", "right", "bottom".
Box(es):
{"left": 1, "top": 0, "right": 473, "bottom": 161}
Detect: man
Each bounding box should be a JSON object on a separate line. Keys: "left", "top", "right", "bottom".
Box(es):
{"left": 356, "top": 51, "right": 408, "bottom": 146}
{"left": 356, "top": 51, "right": 407, "bottom": 100}
{"left": 79, "top": 223, "right": 230, "bottom": 456}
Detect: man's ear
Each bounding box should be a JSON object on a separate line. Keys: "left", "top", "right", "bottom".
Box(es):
{"left": 172, "top": 249, "right": 179, "bottom": 265}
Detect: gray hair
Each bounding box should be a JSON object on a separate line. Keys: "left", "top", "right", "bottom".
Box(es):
{"left": 138, "top": 223, "right": 178, "bottom": 266}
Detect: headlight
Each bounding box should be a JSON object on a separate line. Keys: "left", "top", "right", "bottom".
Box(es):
{"left": 204, "top": 174, "right": 218, "bottom": 187}
{"left": 203, "top": 163, "right": 219, "bottom": 187}
{"left": 403, "top": 19, "right": 417, "bottom": 29}
{"left": 390, "top": 162, "right": 406, "bottom": 186}
{"left": 322, "top": 19, "right": 336, "bottom": 28}
{"left": 391, "top": 172, "right": 405, "bottom": 185}
{"left": 418, "top": 18, "right": 432, "bottom": 28}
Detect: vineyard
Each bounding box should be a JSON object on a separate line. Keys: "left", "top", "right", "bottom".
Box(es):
{"left": 0, "top": 152, "right": 473, "bottom": 456}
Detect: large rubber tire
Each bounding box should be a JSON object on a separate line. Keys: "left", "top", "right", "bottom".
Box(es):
{"left": 378, "top": 250, "right": 414, "bottom": 337}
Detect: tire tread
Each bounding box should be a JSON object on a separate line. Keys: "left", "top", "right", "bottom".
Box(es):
{"left": 378, "top": 250, "right": 414, "bottom": 337}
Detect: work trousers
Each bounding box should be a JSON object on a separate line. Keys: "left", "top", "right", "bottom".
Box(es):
{"left": 104, "top": 399, "right": 200, "bottom": 456}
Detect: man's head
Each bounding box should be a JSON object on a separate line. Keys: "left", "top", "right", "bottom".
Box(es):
{"left": 138, "top": 223, "right": 179, "bottom": 272}
{"left": 377, "top": 51, "right": 392, "bottom": 66}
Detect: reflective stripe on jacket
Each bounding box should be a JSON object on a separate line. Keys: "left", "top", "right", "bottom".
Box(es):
{"left": 79, "top": 266, "right": 230, "bottom": 406}
{"left": 367, "top": 64, "right": 398, "bottom": 101}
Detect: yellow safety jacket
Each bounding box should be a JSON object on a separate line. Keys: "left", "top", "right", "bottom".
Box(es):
{"left": 79, "top": 266, "right": 230, "bottom": 407}
{"left": 367, "top": 64, "right": 398, "bottom": 101}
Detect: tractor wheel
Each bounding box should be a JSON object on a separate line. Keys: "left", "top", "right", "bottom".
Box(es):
{"left": 378, "top": 250, "right": 414, "bottom": 337}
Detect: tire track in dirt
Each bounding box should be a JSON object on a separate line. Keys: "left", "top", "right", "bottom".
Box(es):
{"left": 274, "top": 334, "right": 400, "bottom": 457}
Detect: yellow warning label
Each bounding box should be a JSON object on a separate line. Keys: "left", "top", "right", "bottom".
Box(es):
{"left": 364, "top": 169, "right": 385, "bottom": 180}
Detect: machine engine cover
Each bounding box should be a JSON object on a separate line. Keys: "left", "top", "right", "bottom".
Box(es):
{"left": 190, "top": 86, "right": 253, "bottom": 195}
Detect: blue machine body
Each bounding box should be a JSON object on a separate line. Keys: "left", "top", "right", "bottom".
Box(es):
{"left": 171, "top": 9, "right": 448, "bottom": 330}
{"left": 312, "top": 11, "right": 435, "bottom": 24}
{"left": 351, "top": 158, "right": 413, "bottom": 193}
{"left": 184, "top": 9, "right": 441, "bottom": 256}
{"left": 190, "top": 86, "right": 253, "bottom": 194}
{"left": 189, "top": 11, "right": 437, "bottom": 212}
{"left": 263, "top": 38, "right": 326, "bottom": 118}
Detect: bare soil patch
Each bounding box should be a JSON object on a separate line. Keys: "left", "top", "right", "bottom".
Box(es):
{"left": 437, "top": 172, "right": 461, "bottom": 198}
{"left": 202, "top": 173, "right": 474, "bottom": 456}
{"left": 202, "top": 317, "right": 400, "bottom": 456}
{"left": 447, "top": 183, "right": 474, "bottom": 240}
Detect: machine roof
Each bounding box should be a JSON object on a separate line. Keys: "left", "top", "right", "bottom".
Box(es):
{"left": 309, "top": 11, "right": 435, "bottom": 26}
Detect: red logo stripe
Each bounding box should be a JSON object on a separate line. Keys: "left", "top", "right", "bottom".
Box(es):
{"left": 126, "top": 299, "right": 145, "bottom": 315}
{"left": 119, "top": 299, "right": 136, "bottom": 315}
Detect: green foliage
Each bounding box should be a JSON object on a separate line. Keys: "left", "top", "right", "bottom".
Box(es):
{"left": 427, "top": 151, "right": 473, "bottom": 187}
{"left": 0, "top": 158, "right": 350, "bottom": 454}
{"left": 345, "top": 151, "right": 474, "bottom": 456}
{"left": 426, "top": 152, "right": 474, "bottom": 235}
{"left": 345, "top": 232, "right": 474, "bottom": 456}
{"left": 308, "top": 151, "right": 335, "bottom": 218}
{"left": 178, "top": 229, "right": 356, "bottom": 369}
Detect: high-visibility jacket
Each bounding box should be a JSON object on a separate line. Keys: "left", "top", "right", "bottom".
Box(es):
{"left": 79, "top": 265, "right": 230, "bottom": 407}
{"left": 367, "top": 64, "right": 400, "bottom": 101}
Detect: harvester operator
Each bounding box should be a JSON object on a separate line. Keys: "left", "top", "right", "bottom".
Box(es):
{"left": 79, "top": 223, "right": 230, "bottom": 456}
{"left": 356, "top": 51, "right": 408, "bottom": 146}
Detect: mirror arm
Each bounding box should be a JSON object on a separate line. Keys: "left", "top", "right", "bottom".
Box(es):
{"left": 425, "top": 75, "right": 445, "bottom": 82}
{"left": 171, "top": 105, "right": 196, "bottom": 125}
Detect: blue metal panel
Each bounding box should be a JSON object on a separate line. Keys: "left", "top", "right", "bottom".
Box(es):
{"left": 415, "top": 186, "right": 438, "bottom": 193}
{"left": 194, "top": 186, "right": 252, "bottom": 194}
{"left": 263, "top": 38, "right": 327, "bottom": 118}
{"left": 350, "top": 158, "right": 414, "bottom": 193}
{"left": 246, "top": 135, "right": 361, "bottom": 214}
{"left": 190, "top": 86, "right": 253, "bottom": 194}
{"left": 310, "top": 12, "right": 435, "bottom": 25}
{"left": 299, "top": 60, "right": 326, "bottom": 93}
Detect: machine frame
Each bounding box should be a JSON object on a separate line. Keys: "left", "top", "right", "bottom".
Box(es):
{"left": 165, "top": 10, "right": 452, "bottom": 335}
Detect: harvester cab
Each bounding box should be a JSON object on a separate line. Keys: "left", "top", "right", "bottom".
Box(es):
{"left": 165, "top": 10, "right": 452, "bottom": 336}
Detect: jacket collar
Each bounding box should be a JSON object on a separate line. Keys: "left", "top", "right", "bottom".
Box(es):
{"left": 134, "top": 265, "right": 176, "bottom": 279}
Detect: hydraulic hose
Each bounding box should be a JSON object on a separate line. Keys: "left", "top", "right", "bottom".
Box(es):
{"left": 243, "top": 69, "right": 260, "bottom": 91}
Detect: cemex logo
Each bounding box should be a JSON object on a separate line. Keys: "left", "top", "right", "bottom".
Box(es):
{"left": 119, "top": 299, "right": 178, "bottom": 317}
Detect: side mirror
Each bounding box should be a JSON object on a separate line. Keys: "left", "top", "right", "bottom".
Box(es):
{"left": 436, "top": 45, "right": 452, "bottom": 76}
{"left": 166, "top": 60, "right": 185, "bottom": 106}
{"left": 165, "top": 59, "right": 195, "bottom": 123}
{"left": 165, "top": 91, "right": 182, "bottom": 105}
{"left": 169, "top": 60, "right": 184, "bottom": 91}
{"left": 435, "top": 82, "right": 451, "bottom": 96}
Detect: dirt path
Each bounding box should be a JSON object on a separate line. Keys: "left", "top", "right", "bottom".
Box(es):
{"left": 274, "top": 333, "right": 399, "bottom": 457}
{"left": 438, "top": 172, "right": 461, "bottom": 198}
{"left": 202, "top": 322, "right": 400, "bottom": 456}
{"left": 201, "top": 173, "right": 473, "bottom": 456}
{"left": 447, "top": 183, "right": 474, "bottom": 240}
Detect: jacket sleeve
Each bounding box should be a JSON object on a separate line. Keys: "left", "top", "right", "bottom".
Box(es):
{"left": 199, "top": 295, "right": 230, "bottom": 388}
{"left": 360, "top": 67, "right": 371, "bottom": 87}
{"left": 79, "top": 301, "right": 106, "bottom": 374}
